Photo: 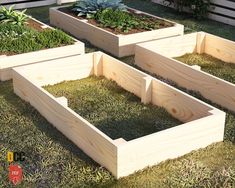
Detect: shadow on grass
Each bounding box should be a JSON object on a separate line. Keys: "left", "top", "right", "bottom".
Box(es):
{"left": 0, "top": 81, "right": 106, "bottom": 170}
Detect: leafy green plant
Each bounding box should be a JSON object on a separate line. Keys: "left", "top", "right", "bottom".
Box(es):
{"left": 72, "top": 0, "right": 127, "bottom": 18}
{"left": 94, "top": 8, "right": 168, "bottom": 33}
{"left": 95, "top": 8, "right": 138, "bottom": 32}
{"left": 163, "top": 0, "right": 210, "bottom": 19}
{"left": 0, "top": 23, "right": 74, "bottom": 54}
{"left": 0, "top": 5, "right": 29, "bottom": 25}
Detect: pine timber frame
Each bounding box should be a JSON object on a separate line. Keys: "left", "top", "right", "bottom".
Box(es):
{"left": 12, "top": 52, "right": 225, "bottom": 178}
{"left": 135, "top": 32, "right": 235, "bottom": 113}
{"left": 49, "top": 5, "right": 184, "bottom": 57}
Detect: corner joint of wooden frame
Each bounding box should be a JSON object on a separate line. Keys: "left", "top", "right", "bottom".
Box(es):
{"left": 141, "top": 76, "right": 152, "bottom": 104}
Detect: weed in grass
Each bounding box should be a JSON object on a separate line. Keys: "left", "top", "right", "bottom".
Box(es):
{"left": 44, "top": 76, "right": 181, "bottom": 141}
{"left": 175, "top": 53, "right": 235, "bottom": 84}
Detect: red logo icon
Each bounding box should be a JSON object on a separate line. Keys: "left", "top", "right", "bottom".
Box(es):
{"left": 9, "top": 164, "right": 23, "bottom": 185}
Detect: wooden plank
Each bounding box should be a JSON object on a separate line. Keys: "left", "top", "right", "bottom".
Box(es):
{"left": 136, "top": 32, "right": 197, "bottom": 58}
{"left": 56, "top": 96, "right": 68, "bottom": 106}
{"left": 210, "top": 6, "right": 235, "bottom": 18}
{"left": 151, "top": 79, "right": 212, "bottom": 122}
{"left": 93, "top": 52, "right": 103, "bottom": 76}
{"left": 211, "top": 0, "right": 235, "bottom": 8}
{"left": 3, "top": 0, "right": 56, "bottom": 9}
{"left": 102, "top": 54, "right": 148, "bottom": 98}
{"left": 13, "top": 70, "right": 118, "bottom": 177}
{"left": 12, "top": 52, "right": 225, "bottom": 179}
{"left": 208, "top": 13, "right": 235, "bottom": 26}
{"left": 135, "top": 33, "right": 235, "bottom": 112}
{"left": 196, "top": 32, "right": 206, "bottom": 54}
{"left": 1, "top": 0, "right": 28, "bottom": 4}
{"left": 57, "top": 0, "right": 76, "bottom": 5}
{"left": 117, "top": 110, "right": 225, "bottom": 178}
{"left": 118, "top": 24, "right": 184, "bottom": 57}
{"left": 205, "top": 33, "right": 235, "bottom": 63}
{"left": 11, "top": 53, "right": 94, "bottom": 86}
{"left": 50, "top": 6, "right": 184, "bottom": 57}
{"left": 0, "top": 41, "right": 84, "bottom": 81}
{"left": 50, "top": 7, "right": 120, "bottom": 57}
{"left": 141, "top": 76, "right": 152, "bottom": 104}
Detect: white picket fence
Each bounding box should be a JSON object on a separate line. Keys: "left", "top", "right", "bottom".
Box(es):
{"left": 152, "top": 0, "right": 235, "bottom": 26}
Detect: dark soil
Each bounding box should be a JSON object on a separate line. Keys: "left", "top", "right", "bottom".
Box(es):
{"left": 26, "top": 18, "right": 46, "bottom": 32}
{"left": 59, "top": 7, "right": 174, "bottom": 35}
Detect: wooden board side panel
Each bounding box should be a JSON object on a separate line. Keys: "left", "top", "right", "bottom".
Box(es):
{"left": 117, "top": 112, "right": 225, "bottom": 178}
{"left": 13, "top": 70, "right": 118, "bottom": 177}
{"left": 3, "top": 0, "right": 56, "bottom": 9}
{"left": 50, "top": 8, "right": 120, "bottom": 57}
{"left": 151, "top": 79, "right": 212, "bottom": 122}
{"left": 135, "top": 47, "right": 235, "bottom": 112}
{"left": 13, "top": 53, "right": 94, "bottom": 86}
{"left": 136, "top": 32, "right": 197, "bottom": 58}
{"left": 102, "top": 54, "right": 147, "bottom": 98}
{"left": 118, "top": 24, "right": 184, "bottom": 57}
{"left": 0, "top": 42, "right": 84, "bottom": 81}
{"left": 204, "top": 33, "right": 235, "bottom": 64}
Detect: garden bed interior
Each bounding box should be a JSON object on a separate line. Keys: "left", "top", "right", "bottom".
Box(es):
{"left": 0, "top": 17, "right": 85, "bottom": 81}
{"left": 135, "top": 32, "right": 235, "bottom": 112}
{"left": 12, "top": 52, "right": 225, "bottom": 178}
{"left": 50, "top": 5, "right": 184, "bottom": 57}
{"left": 44, "top": 76, "right": 182, "bottom": 141}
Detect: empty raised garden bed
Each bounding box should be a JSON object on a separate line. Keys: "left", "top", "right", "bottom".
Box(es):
{"left": 49, "top": 5, "right": 184, "bottom": 57}
{"left": 12, "top": 52, "right": 225, "bottom": 178}
{"left": 135, "top": 32, "right": 235, "bottom": 112}
{"left": 0, "top": 17, "right": 84, "bottom": 81}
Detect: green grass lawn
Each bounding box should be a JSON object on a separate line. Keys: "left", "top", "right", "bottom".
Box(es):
{"left": 44, "top": 76, "right": 181, "bottom": 141}
{"left": 1, "top": 0, "right": 235, "bottom": 187}
{"left": 175, "top": 53, "right": 235, "bottom": 84}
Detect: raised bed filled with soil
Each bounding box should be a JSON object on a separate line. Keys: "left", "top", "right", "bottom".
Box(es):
{"left": 12, "top": 52, "right": 225, "bottom": 178}
{"left": 135, "top": 32, "right": 235, "bottom": 112}
{"left": 49, "top": 5, "right": 184, "bottom": 57}
{"left": 0, "top": 17, "right": 85, "bottom": 81}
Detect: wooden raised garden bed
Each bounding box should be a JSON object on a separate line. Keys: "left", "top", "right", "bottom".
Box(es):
{"left": 12, "top": 52, "right": 225, "bottom": 178}
{"left": 135, "top": 32, "right": 235, "bottom": 112}
{"left": 0, "top": 17, "right": 85, "bottom": 81}
{"left": 49, "top": 5, "right": 184, "bottom": 57}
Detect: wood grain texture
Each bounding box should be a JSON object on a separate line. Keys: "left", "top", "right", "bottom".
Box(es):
{"left": 117, "top": 110, "right": 225, "bottom": 178}
{"left": 12, "top": 54, "right": 118, "bottom": 177}
{"left": 205, "top": 33, "right": 235, "bottom": 64}
{"left": 2, "top": 0, "right": 56, "bottom": 9}
{"left": 13, "top": 52, "right": 225, "bottom": 179}
{"left": 196, "top": 32, "right": 206, "bottom": 54}
{"left": 12, "top": 53, "right": 94, "bottom": 87}
{"left": 135, "top": 32, "right": 235, "bottom": 112}
{"left": 137, "top": 32, "right": 197, "bottom": 58}
{"left": 141, "top": 76, "right": 152, "bottom": 104}
{"left": 0, "top": 19, "right": 84, "bottom": 81}
{"left": 50, "top": 6, "right": 184, "bottom": 57}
